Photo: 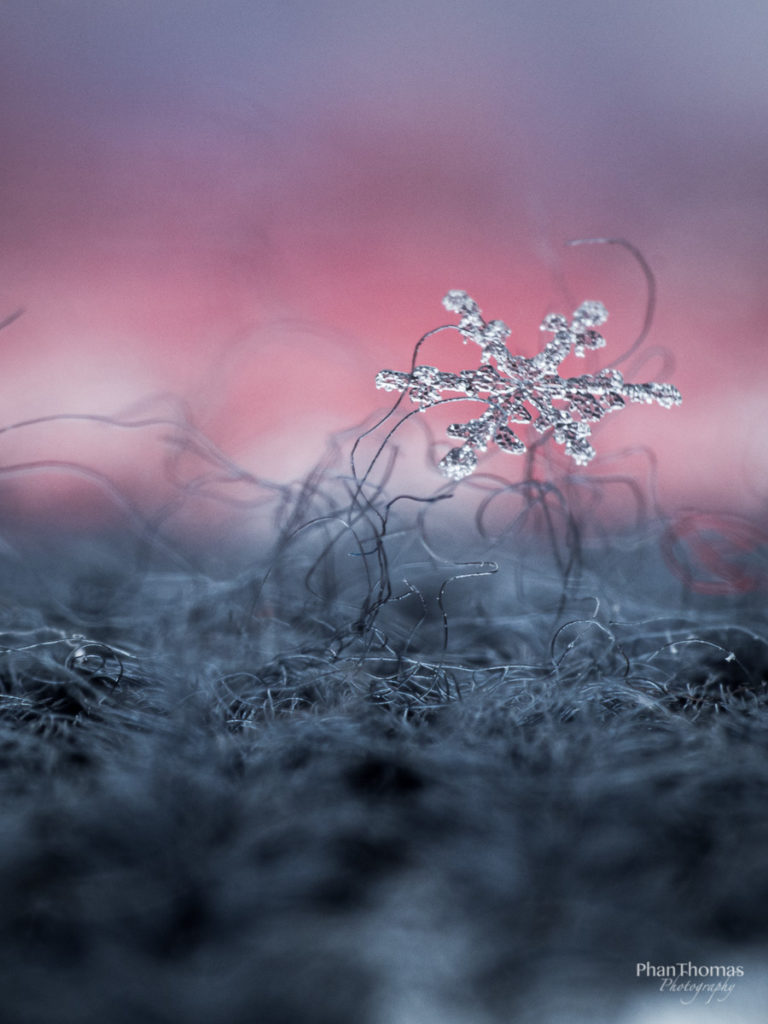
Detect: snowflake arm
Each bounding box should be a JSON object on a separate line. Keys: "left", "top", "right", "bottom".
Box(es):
{"left": 375, "top": 290, "right": 682, "bottom": 481}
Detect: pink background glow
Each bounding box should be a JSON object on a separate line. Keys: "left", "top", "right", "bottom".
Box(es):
{"left": 1, "top": 1, "right": 767, "bottom": 526}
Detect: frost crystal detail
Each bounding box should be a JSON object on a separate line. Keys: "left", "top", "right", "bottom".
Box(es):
{"left": 376, "top": 291, "right": 682, "bottom": 481}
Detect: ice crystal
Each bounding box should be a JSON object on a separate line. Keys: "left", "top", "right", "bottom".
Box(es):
{"left": 376, "top": 291, "right": 682, "bottom": 481}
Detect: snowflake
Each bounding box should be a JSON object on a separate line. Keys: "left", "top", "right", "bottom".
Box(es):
{"left": 376, "top": 290, "right": 682, "bottom": 481}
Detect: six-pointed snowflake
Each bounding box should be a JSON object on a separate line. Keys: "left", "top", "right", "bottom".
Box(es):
{"left": 376, "top": 290, "right": 682, "bottom": 481}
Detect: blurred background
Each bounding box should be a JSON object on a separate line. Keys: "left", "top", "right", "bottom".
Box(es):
{"left": 0, "top": 0, "right": 766, "bottom": 527}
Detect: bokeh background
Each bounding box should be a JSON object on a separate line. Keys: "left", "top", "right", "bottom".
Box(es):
{"left": 1, "top": 0, "right": 766, "bottom": 526}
